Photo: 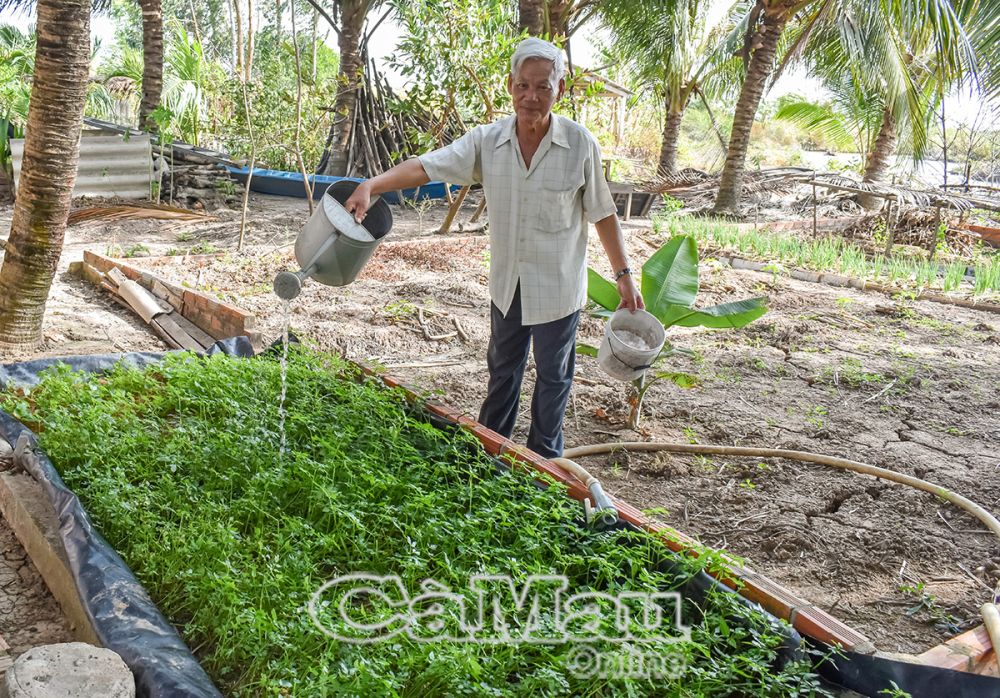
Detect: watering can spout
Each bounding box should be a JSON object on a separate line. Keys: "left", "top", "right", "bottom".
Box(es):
{"left": 273, "top": 181, "right": 392, "bottom": 299}
{"left": 273, "top": 267, "right": 315, "bottom": 300}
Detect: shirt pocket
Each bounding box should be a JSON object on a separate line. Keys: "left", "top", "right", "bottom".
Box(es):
{"left": 533, "top": 178, "right": 584, "bottom": 232}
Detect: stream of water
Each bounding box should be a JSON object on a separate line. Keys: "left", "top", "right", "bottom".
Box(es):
{"left": 277, "top": 299, "right": 291, "bottom": 455}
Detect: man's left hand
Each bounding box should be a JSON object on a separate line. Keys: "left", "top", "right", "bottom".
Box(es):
{"left": 617, "top": 275, "right": 644, "bottom": 312}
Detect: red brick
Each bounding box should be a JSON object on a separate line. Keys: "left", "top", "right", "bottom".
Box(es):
{"left": 794, "top": 605, "right": 872, "bottom": 652}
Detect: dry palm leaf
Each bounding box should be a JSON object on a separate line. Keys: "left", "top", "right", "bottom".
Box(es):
{"left": 68, "top": 204, "right": 214, "bottom": 226}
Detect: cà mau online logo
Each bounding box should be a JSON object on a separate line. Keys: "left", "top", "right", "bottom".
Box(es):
{"left": 308, "top": 573, "right": 691, "bottom": 645}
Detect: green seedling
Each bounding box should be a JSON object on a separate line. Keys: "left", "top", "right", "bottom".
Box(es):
{"left": 1, "top": 350, "right": 830, "bottom": 696}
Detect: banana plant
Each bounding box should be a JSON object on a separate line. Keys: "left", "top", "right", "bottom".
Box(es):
{"left": 578, "top": 234, "right": 768, "bottom": 430}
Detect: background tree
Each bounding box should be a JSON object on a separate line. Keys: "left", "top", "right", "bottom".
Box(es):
{"left": 711, "top": 0, "right": 817, "bottom": 215}
{"left": 390, "top": 0, "right": 520, "bottom": 139}
{"left": 789, "top": 0, "right": 981, "bottom": 206}
{"left": 713, "top": 0, "right": 976, "bottom": 215}
{"left": 600, "top": 0, "right": 740, "bottom": 177}
{"left": 316, "top": 0, "right": 381, "bottom": 176}
{"left": 517, "top": 0, "right": 589, "bottom": 39}
{"left": 0, "top": 0, "right": 91, "bottom": 347}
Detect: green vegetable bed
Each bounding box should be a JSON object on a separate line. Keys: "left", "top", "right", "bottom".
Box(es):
{"left": 1, "top": 348, "right": 828, "bottom": 696}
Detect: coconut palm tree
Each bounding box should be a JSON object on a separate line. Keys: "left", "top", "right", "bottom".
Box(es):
{"left": 775, "top": 20, "right": 919, "bottom": 203}
{"left": 971, "top": 0, "right": 1000, "bottom": 99}
{"left": 600, "top": 0, "right": 742, "bottom": 177}
{"left": 712, "top": 0, "right": 976, "bottom": 216}
{"left": 0, "top": 0, "right": 91, "bottom": 348}
{"left": 782, "top": 0, "right": 984, "bottom": 207}
{"left": 518, "top": 0, "right": 585, "bottom": 38}
{"left": 0, "top": 23, "right": 35, "bottom": 163}
{"left": 138, "top": 0, "right": 163, "bottom": 131}
{"left": 4, "top": 0, "right": 163, "bottom": 132}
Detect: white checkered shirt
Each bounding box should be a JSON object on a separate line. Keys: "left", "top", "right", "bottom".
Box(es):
{"left": 419, "top": 114, "right": 617, "bottom": 325}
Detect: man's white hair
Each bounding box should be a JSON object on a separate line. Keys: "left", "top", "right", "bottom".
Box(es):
{"left": 510, "top": 37, "right": 565, "bottom": 87}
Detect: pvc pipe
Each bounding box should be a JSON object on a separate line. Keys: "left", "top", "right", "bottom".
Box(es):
{"left": 562, "top": 442, "right": 1000, "bottom": 542}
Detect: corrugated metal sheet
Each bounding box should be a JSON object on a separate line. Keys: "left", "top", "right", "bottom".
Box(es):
{"left": 11, "top": 133, "right": 152, "bottom": 200}
{"left": 83, "top": 117, "right": 240, "bottom": 167}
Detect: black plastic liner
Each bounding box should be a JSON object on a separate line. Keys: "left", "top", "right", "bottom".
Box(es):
{"left": 1, "top": 339, "right": 998, "bottom": 697}
{"left": 818, "top": 647, "right": 1000, "bottom": 697}
{"left": 0, "top": 338, "right": 253, "bottom": 389}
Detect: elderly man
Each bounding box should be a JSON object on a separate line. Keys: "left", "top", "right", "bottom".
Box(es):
{"left": 344, "top": 37, "right": 643, "bottom": 458}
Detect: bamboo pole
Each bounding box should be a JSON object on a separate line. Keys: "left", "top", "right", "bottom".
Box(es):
{"left": 884, "top": 196, "right": 897, "bottom": 256}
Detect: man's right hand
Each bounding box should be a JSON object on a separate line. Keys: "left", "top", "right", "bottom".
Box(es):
{"left": 344, "top": 182, "right": 374, "bottom": 223}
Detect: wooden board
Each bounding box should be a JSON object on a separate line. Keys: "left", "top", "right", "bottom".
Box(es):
{"left": 917, "top": 624, "right": 998, "bottom": 675}
{"left": 106, "top": 267, "right": 129, "bottom": 288}
{"left": 153, "top": 314, "right": 203, "bottom": 352}
{"left": 168, "top": 312, "right": 216, "bottom": 350}
{"left": 149, "top": 278, "right": 184, "bottom": 312}
{"left": 99, "top": 282, "right": 179, "bottom": 349}
{"left": 78, "top": 262, "right": 106, "bottom": 288}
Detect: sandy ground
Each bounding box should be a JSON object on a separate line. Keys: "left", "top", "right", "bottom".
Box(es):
{"left": 1, "top": 191, "right": 999, "bottom": 658}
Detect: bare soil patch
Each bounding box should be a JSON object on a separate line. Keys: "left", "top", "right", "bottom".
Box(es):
{"left": 0, "top": 507, "right": 74, "bottom": 657}
{"left": 2, "top": 192, "right": 999, "bottom": 655}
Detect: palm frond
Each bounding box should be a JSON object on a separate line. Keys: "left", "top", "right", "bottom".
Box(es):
{"left": 773, "top": 99, "right": 858, "bottom": 152}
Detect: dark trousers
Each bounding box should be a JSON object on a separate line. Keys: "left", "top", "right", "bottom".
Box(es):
{"left": 478, "top": 285, "right": 580, "bottom": 458}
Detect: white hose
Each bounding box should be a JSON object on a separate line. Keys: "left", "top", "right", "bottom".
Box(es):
{"left": 563, "top": 441, "right": 1000, "bottom": 541}
{"left": 551, "top": 457, "right": 598, "bottom": 489}
{"left": 564, "top": 440, "right": 1000, "bottom": 655}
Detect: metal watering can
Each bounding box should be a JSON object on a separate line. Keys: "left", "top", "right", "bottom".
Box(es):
{"left": 273, "top": 180, "right": 393, "bottom": 300}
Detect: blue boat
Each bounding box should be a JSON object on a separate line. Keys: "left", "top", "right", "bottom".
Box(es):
{"left": 225, "top": 166, "right": 460, "bottom": 204}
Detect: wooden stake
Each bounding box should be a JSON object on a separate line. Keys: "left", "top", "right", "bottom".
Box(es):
{"left": 812, "top": 183, "right": 817, "bottom": 237}
{"left": 884, "top": 197, "right": 897, "bottom": 256}
{"left": 468, "top": 196, "right": 487, "bottom": 224}
{"left": 439, "top": 185, "right": 469, "bottom": 234}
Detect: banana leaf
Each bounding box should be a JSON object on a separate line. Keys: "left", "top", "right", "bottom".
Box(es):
{"left": 656, "top": 297, "right": 769, "bottom": 329}
{"left": 641, "top": 235, "right": 699, "bottom": 318}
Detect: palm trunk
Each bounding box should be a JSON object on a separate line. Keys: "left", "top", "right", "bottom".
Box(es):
{"left": 658, "top": 108, "right": 684, "bottom": 177}
{"left": 518, "top": 0, "right": 545, "bottom": 35}
{"left": 860, "top": 107, "right": 896, "bottom": 210}
{"left": 0, "top": 0, "right": 90, "bottom": 348}
{"left": 712, "top": 12, "right": 787, "bottom": 215}
{"left": 320, "top": 0, "right": 367, "bottom": 176}
{"left": 547, "top": 0, "right": 574, "bottom": 38}
{"left": 138, "top": 0, "right": 163, "bottom": 131}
